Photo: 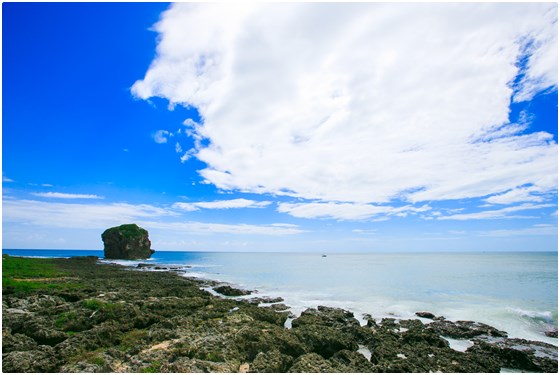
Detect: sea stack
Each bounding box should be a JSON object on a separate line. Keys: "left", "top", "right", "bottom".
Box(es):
{"left": 101, "top": 224, "right": 155, "bottom": 260}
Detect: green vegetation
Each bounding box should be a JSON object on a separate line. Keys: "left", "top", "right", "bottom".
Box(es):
{"left": 102, "top": 223, "right": 147, "bottom": 239}
{"left": 141, "top": 361, "right": 162, "bottom": 373}
{"left": 55, "top": 311, "right": 78, "bottom": 328}
{"left": 2, "top": 255, "right": 72, "bottom": 292}
{"left": 82, "top": 298, "right": 105, "bottom": 310}
{"left": 3, "top": 255, "right": 66, "bottom": 278}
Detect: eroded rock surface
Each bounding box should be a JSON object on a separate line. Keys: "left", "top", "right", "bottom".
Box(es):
{"left": 102, "top": 224, "right": 154, "bottom": 260}
{"left": 2, "top": 259, "right": 557, "bottom": 373}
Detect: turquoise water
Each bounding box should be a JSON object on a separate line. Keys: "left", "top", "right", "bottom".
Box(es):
{"left": 3, "top": 249, "right": 557, "bottom": 344}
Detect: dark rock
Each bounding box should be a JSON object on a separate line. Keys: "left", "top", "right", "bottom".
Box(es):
{"left": 468, "top": 337, "right": 558, "bottom": 373}
{"left": 2, "top": 330, "right": 38, "bottom": 352}
{"left": 251, "top": 349, "right": 294, "bottom": 372}
{"left": 2, "top": 346, "right": 61, "bottom": 372}
{"left": 288, "top": 353, "right": 339, "bottom": 372}
{"left": 545, "top": 328, "right": 558, "bottom": 338}
{"left": 429, "top": 319, "right": 508, "bottom": 339}
{"left": 213, "top": 285, "right": 252, "bottom": 297}
{"left": 294, "top": 325, "right": 358, "bottom": 358}
{"left": 292, "top": 306, "right": 360, "bottom": 330}
{"left": 269, "top": 303, "right": 290, "bottom": 311}
{"left": 234, "top": 324, "right": 307, "bottom": 360}
{"left": 102, "top": 224, "right": 154, "bottom": 260}
{"left": 248, "top": 296, "right": 284, "bottom": 304}
{"left": 331, "top": 350, "right": 375, "bottom": 372}
{"left": 416, "top": 311, "right": 436, "bottom": 319}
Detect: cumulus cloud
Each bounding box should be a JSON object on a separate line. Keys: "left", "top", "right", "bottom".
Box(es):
{"left": 173, "top": 198, "right": 271, "bottom": 211}
{"left": 31, "top": 192, "right": 104, "bottom": 199}
{"left": 133, "top": 3, "right": 557, "bottom": 206}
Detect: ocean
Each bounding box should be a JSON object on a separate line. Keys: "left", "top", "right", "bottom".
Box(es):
{"left": 3, "top": 249, "right": 557, "bottom": 345}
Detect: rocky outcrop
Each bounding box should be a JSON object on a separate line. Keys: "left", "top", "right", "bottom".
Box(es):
{"left": 213, "top": 285, "right": 252, "bottom": 297}
{"left": 2, "top": 258, "right": 558, "bottom": 373}
{"left": 101, "top": 224, "right": 154, "bottom": 260}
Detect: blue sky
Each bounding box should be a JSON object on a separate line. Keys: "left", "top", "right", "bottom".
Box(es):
{"left": 2, "top": 2, "right": 558, "bottom": 252}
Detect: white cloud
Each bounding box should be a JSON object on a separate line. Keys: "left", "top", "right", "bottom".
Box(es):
{"left": 277, "top": 201, "right": 430, "bottom": 220}
{"left": 31, "top": 192, "right": 104, "bottom": 199}
{"left": 3, "top": 198, "right": 299, "bottom": 236}
{"left": 153, "top": 130, "right": 170, "bottom": 144}
{"left": 477, "top": 224, "right": 558, "bottom": 237}
{"left": 175, "top": 142, "right": 182, "bottom": 153}
{"left": 485, "top": 186, "right": 545, "bottom": 205}
{"left": 437, "top": 203, "right": 555, "bottom": 221}
{"left": 2, "top": 176, "right": 14, "bottom": 182}
{"left": 352, "top": 229, "right": 377, "bottom": 235}
{"left": 140, "top": 220, "right": 303, "bottom": 236}
{"left": 173, "top": 198, "right": 271, "bottom": 211}
{"left": 3, "top": 198, "right": 174, "bottom": 229}
{"left": 133, "top": 3, "right": 557, "bottom": 206}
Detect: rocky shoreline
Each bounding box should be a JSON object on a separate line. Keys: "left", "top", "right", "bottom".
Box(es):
{"left": 2, "top": 255, "right": 558, "bottom": 373}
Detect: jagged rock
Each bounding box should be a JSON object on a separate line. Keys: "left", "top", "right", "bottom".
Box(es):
{"left": 468, "top": 336, "right": 558, "bottom": 373}
{"left": 251, "top": 349, "right": 294, "bottom": 372}
{"left": 102, "top": 224, "right": 154, "bottom": 260}
{"left": 269, "top": 303, "right": 290, "bottom": 311}
{"left": 2, "top": 346, "right": 60, "bottom": 372}
{"left": 545, "top": 328, "right": 558, "bottom": 338}
{"left": 2, "top": 330, "right": 38, "bottom": 352}
{"left": 289, "top": 353, "right": 339, "bottom": 372}
{"left": 428, "top": 319, "right": 508, "bottom": 339}
{"left": 248, "top": 296, "right": 284, "bottom": 304}
{"left": 292, "top": 306, "right": 360, "bottom": 330}
{"left": 330, "top": 350, "right": 375, "bottom": 372}
{"left": 213, "top": 285, "right": 252, "bottom": 297}
{"left": 294, "top": 325, "right": 358, "bottom": 358}
{"left": 416, "top": 311, "right": 436, "bottom": 319}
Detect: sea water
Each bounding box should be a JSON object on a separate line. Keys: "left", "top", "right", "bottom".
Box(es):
{"left": 3, "top": 249, "right": 557, "bottom": 345}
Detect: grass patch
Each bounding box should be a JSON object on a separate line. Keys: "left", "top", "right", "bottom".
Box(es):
{"left": 141, "top": 361, "right": 162, "bottom": 373}
{"left": 83, "top": 298, "right": 105, "bottom": 310}
{"left": 2, "top": 255, "right": 67, "bottom": 278}
{"left": 2, "top": 255, "right": 72, "bottom": 293}
{"left": 55, "top": 311, "right": 78, "bottom": 328}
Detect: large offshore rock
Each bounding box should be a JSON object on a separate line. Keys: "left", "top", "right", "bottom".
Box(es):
{"left": 101, "top": 224, "right": 154, "bottom": 260}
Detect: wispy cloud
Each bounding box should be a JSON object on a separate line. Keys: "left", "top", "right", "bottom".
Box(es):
{"left": 477, "top": 224, "right": 558, "bottom": 237}
{"left": 173, "top": 198, "right": 272, "bottom": 211}
{"left": 133, "top": 3, "right": 557, "bottom": 206}
{"left": 140, "top": 220, "right": 303, "bottom": 236}
{"left": 2, "top": 176, "right": 14, "bottom": 182}
{"left": 437, "top": 203, "right": 555, "bottom": 221}
{"left": 3, "top": 198, "right": 298, "bottom": 236}
{"left": 485, "top": 186, "right": 545, "bottom": 205}
{"left": 277, "top": 201, "right": 430, "bottom": 221}
{"left": 31, "top": 192, "right": 104, "bottom": 199}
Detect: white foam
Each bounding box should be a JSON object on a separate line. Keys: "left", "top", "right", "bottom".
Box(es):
{"left": 443, "top": 336, "right": 474, "bottom": 352}
{"left": 357, "top": 345, "right": 372, "bottom": 361}
{"left": 510, "top": 308, "right": 554, "bottom": 323}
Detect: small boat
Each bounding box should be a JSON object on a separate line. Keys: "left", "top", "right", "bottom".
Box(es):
{"left": 321, "top": 254, "right": 327, "bottom": 258}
